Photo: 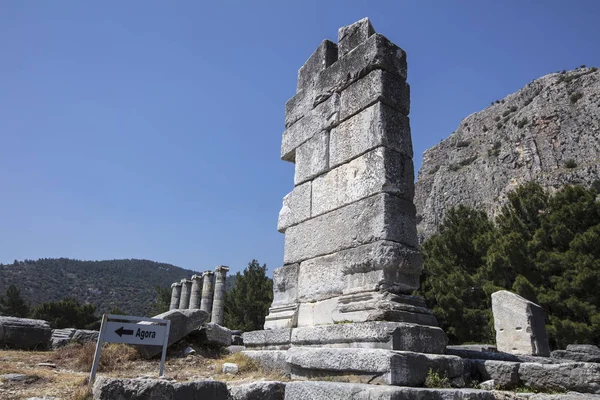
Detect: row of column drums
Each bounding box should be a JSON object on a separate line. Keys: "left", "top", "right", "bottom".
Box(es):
{"left": 169, "top": 265, "right": 229, "bottom": 326}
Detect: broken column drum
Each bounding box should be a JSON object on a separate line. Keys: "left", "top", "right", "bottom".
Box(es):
{"left": 179, "top": 279, "right": 193, "bottom": 310}
{"left": 189, "top": 274, "right": 203, "bottom": 310}
{"left": 169, "top": 282, "right": 182, "bottom": 311}
{"left": 263, "top": 17, "right": 438, "bottom": 331}
{"left": 211, "top": 265, "right": 230, "bottom": 326}
{"left": 200, "top": 270, "right": 215, "bottom": 318}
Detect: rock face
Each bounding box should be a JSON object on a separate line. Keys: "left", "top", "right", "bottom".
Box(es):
{"left": 0, "top": 316, "right": 52, "bottom": 350}
{"left": 415, "top": 67, "right": 600, "bottom": 239}
{"left": 491, "top": 290, "right": 550, "bottom": 357}
{"left": 263, "top": 16, "right": 436, "bottom": 333}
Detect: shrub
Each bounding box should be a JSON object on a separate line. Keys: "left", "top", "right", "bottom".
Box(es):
{"left": 488, "top": 141, "right": 501, "bottom": 157}
{"left": 53, "top": 342, "right": 139, "bottom": 372}
{"left": 494, "top": 116, "right": 501, "bottom": 122}
{"left": 502, "top": 110, "right": 511, "bottom": 117}
{"left": 592, "top": 67, "right": 598, "bottom": 72}
{"left": 482, "top": 125, "right": 489, "bottom": 132}
{"left": 570, "top": 92, "right": 583, "bottom": 103}
{"left": 425, "top": 369, "right": 452, "bottom": 388}
{"left": 517, "top": 118, "right": 528, "bottom": 128}
{"left": 456, "top": 140, "right": 470, "bottom": 148}
{"left": 510, "top": 106, "right": 518, "bottom": 112}
{"left": 496, "top": 123, "right": 503, "bottom": 129}
{"left": 580, "top": 64, "right": 586, "bottom": 69}
{"left": 216, "top": 352, "right": 260, "bottom": 374}
{"left": 565, "top": 159, "right": 577, "bottom": 169}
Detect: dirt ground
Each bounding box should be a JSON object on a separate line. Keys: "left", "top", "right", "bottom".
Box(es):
{"left": 0, "top": 344, "right": 286, "bottom": 400}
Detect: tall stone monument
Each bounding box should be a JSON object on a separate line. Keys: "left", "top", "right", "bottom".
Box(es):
{"left": 189, "top": 274, "right": 203, "bottom": 309}
{"left": 200, "top": 270, "right": 215, "bottom": 317}
{"left": 169, "top": 282, "right": 182, "bottom": 311}
{"left": 245, "top": 18, "right": 448, "bottom": 365}
{"left": 179, "top": 278, "right": 193, "bottom": 310}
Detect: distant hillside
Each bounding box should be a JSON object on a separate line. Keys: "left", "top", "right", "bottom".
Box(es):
{"left": 415, "top": 66, "right": 600, "bottom": 239}
{"left": 0, "top": 258, "right": 204, "bottom": 316}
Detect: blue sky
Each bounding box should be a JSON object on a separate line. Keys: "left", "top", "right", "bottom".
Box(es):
{"left": 1, "top": 1, "right": 599, "bottom": 275}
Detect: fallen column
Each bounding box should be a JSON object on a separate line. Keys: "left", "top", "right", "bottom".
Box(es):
{"left": 189, "top": 274, "right": 203, "bottom": 309}
{"left": 200, "top": 270, "right": 215, "bottom": 318}
{"left": 179, "top": 278, "right": 193, "bottom": 310}
{"left": 169, "top": 282, "right": 182, "bottom": 310}
{"left": 211, "top": 265, "right": 230, "bottom": 326}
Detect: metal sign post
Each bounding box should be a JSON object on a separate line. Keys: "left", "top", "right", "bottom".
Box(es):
{"left": 89, "top": 314, "right": 171, "bottom": 383}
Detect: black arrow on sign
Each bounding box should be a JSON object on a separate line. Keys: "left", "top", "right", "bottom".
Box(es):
{"left": 115, "top": 326, "right": 134, "bottom": 337}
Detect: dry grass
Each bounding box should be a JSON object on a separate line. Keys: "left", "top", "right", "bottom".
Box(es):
{"left": 53, "top": 342, "right": 140, "bottom": 372}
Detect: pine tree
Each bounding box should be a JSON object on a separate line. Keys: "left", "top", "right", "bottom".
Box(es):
{"left": 223, "top": 259, "right": 273, "bottom": 331}
{"left": 0, "top": 284, "right": 30, "bottom": 318}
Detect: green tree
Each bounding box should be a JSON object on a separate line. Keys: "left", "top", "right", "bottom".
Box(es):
{"left": 420, "top": 205, "right": 496, "bottom": 344}
{"left": 32, "top": 298, "right": 99, "bottom": 329}
{"left": 420, "top": 182, "right": 600, "bottom": 348}
{"left": 224, "top": 259, "right": 273, "bottom": 331}
{"left": 0, "top": 285, "right": 30, "bottom": 318}
{"left": 152, "top": 286, "right": 172, "bottom": 315}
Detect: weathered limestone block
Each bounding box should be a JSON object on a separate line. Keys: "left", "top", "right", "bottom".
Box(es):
{"left": 285, "top": 28, "right": 407, "bottom": 130}
{"left": 311, "top": 147, "right": 414, "bottom": 216}
{"left": 473, "top": 360, "right": 520, "bottom": 389}
{"left": 284, "top": 381, "right": 496, "bottom": 400}
{"left": 196, "top": 322, "right": 232, "bottom": 347}
{"left": 294, "top": 131, "right": 329, "bottom": 184}
{"left": 92, "top": 377, "right": 229, "bottom": 400}
{"left": 294, "top": 241, "right": 421, "bottom": 305}
{"left": 297, "top": 297, "right": 338, "bottom": 327}
{"left": 229, "top": 381, "right": 286, "bottom": 400}
{"left": 179, "top": 278, "right": 192, "bottom": 309}
{"left": 264, "top": 264, "right": 299, "bottom": 330}
{"left": 51, "top": 328, "right": 76, "bottom": 349}
{"left": 332, "top": 291, "right": 439, "bottom": 326}
{"left": 136, "top": 309, "right": 209, "bottom": 358}
{"left": 340, "top": 69, "right": 410, "bottom": 121}
{"left": 286, "top": 347, "right": 463, "bottom": 386}
{"left": 242, "top": 350, "right": 290, "bottom": 373}
{"left": 492, "top": 290, "right": 550, "bottom": 357}
{"left": 519, "top": 362, "right": 600, "bottom": 394}
{"left": 0, "top": 316, "right": 52, "bottom": 350}
{"left": 72, "top": 329, "right": 99, "bottom": 345}
{"left": 283, "top": 193, "right": 417, "bottom": 264}
{"left": 329, "top": 102, "right": 412, "bottom": 169}
{"left": 282, "top": 93, "right": 339, "bottom": 161}
{"left": 189, "top": 274, "right": 203, "bottom": 310}
{"left": 169, "top": 282, "right": 181, "bottom": 311}
{"left": 337, "top": 17, "right": 375, "bottom": 57}
{"left": 290, "top": 321, "right": 447, "bottom": 353}
{"left": 277, "top": 183, "right": 311, "bottom": 233}
{"left": 552, "top": 344, "right": 600, "bottom": 363}
{"left": 211, "top": 265, "right": 229, "bottom": 325}
{"left": 297, "top": 39, "right": 338, "bottom": 91}
{"left": 243, "top": 328, "right": 292, "bottom": 350}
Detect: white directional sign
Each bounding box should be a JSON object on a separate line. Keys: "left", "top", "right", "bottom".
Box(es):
{"left": 104, "top": 321, "right": 166, "bottom": 346}
{"left": 89, "top": 314, "right": 171, "bottom": 383}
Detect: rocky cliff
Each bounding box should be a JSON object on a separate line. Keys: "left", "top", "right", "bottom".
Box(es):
{"left": 415, "top": 67, "right": 600, "bottom": 239}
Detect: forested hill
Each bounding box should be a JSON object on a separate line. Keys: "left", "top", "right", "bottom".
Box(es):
{"left": 0, "top": 258, "right": 199, "bottom": 316}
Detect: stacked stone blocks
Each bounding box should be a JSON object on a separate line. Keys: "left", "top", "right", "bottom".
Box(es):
{"left": 267, "top": 17, "right": 432, "bottom": 331}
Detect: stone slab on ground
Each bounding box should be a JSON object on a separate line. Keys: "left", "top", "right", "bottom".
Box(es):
{"left": 446, "top": 348, "right": 559, "bottom": 364}
{"left": 50, "top": 328, "right": 76, "bottom": 349}
{"left": 229, "top": 381, "right": 286, "bottom": 400}
{"left": 242, "top": 350, "right": 290, "bottom": 374}
{"left": 491, "top": 290, "right": 550, "bottom": 357}
{"left": 283, "top": 381, "right": 496, "bottom": 400}
{"left": 290, "top": 321, "right": 446, "bottom": 353}
{"left": 518, "top": 361, "right": 600, "bottom": 394}
{"left": 0, "top": 316, "right": 52, "bottom": 350}
{"left": 527, "top": 393, "right": 600, "bottom": 399}
{"left": 472, "top": 360, "right": 520, "bottom": 389}
{"left": 92, "top": 377, "right": 229, "bottom": 400}
{"left": 72, "top": 329, "right": 99, "bottom": 345}
{"left": 552, "top": 344, "right": 600, "bottom": 363}
{"left": 195, "top": 323, "right": 232, "bottom": 347}
{"left": 243, "top": 329, "right": 292, "bottom": 350}
{"left": 136, "top": 309, "right": 209, "bottom": 358}
{"left": 286, "top": 347, "right": 463, "bottom": 386}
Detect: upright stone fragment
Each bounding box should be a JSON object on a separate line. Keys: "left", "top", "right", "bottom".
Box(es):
{"left": 189, "top": 274, "right": 203, "bottom": 310}
{"left": 0, "top": 317, "right": 52, "bottom": 350}
{"left": 179, "top": 278, "right": 193, "bottom": 310}
{"left": 337, "top": 17, "right": 375, "bottom": 57}
{"left": 297, "top": 40, "right": 338, "bottom": 91}
{"left": 492, "top": 290, "right": 550, "bottom": 357}
{"left": 211, "top": 265, "right": 229, "bottom": 326}
{"left": 200, "top": 270, "right": 215, "bottom": 317}
{"left": 169, "top": 282, "right": 182, "bottom": 310}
